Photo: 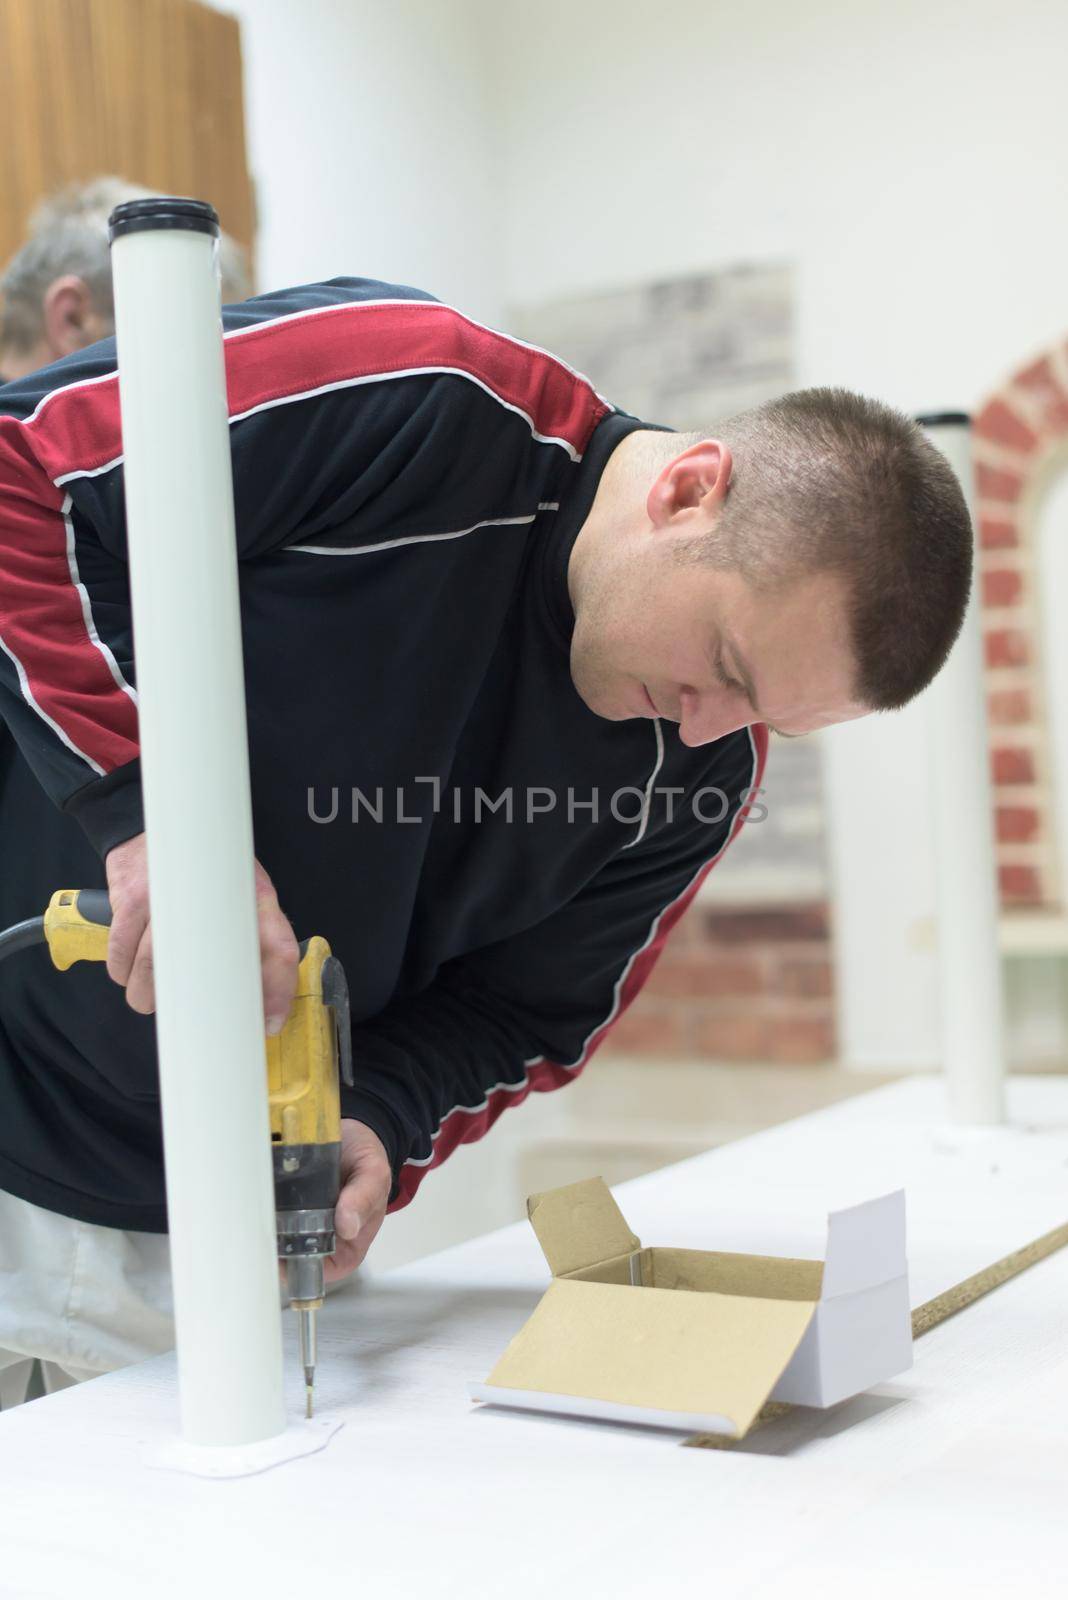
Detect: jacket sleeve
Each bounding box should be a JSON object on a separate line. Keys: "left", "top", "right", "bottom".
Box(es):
{"left": 341, "top": 726, "right": 767, "bottom": 1210}
{"left": 0, "top": 278, "right": 604, "bottom": 857}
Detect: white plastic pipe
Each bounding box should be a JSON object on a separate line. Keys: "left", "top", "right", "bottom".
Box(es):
{"left": 921, "top": 414, "right": 1007, "bottom": 1124}
{"left": 110, "top": 202, "right": 286, "bottom": 1446}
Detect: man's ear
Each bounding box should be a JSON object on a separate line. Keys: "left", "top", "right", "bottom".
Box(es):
{"left": 41, "top": 276, "right": 100, "bottom": 360}
{"left": 646, "top": 439, "right": 733, "bottom": 530}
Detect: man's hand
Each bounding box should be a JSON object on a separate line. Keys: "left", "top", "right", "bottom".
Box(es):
{"left": 104, "top": 831, "right": 300, "bottom": 1034}
{"left": 323, "top": 1119, "right": 393, "bottom": 1283}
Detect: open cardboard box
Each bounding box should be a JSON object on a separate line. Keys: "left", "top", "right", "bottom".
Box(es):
{"left": 470, "top": 1176, "right": 913, "bottom": 1438}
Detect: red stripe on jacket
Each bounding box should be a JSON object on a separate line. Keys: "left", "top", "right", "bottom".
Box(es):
{"left": 0, "top": 425, "right": 138, "bottom": 772}
{"left": 1, "top": 298, "right": 609, "bottom": 776}
{"left": 389, "top": 723, "right": 770, "bottom": 1210}
{"left": 24, "top": 300, "right": 609, "bottom": 482}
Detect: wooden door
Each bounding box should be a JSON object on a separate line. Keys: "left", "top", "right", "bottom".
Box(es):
{"left": 0, "top": 0, "right": 254, "bottom": 271}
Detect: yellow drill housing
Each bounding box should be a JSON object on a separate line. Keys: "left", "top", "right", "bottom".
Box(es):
{"left": 267, "top": 936, "right": 344, "bottom": 1149}
{"left": 43, "top": 889, "right": 112, "bottom": 969}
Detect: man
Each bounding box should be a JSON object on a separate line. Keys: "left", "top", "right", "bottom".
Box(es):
{"left": 0, "top": 176, "right": 250, "bottom": 383}
{"left": 0, "top": 274, "right": 972, "bottom": 1406}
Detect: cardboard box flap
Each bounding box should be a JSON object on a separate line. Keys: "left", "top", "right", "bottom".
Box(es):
{"left": 482, "top": 1276, "right": 817, "bottom": 1439}
{"left": 821, "top": 1190, "right": 907, "bottom": 1299}
{"left": 527, "top": 1177, "right": 641, "bottom": 1277}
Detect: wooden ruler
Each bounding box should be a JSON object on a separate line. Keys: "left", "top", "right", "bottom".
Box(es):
{"left": 685, "top": 1217, "right": 1068, "bottom": 1450}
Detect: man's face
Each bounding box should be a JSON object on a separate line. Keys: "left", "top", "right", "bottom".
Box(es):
{"left": 569, "top": 543, "right": 870, "bottom": 746}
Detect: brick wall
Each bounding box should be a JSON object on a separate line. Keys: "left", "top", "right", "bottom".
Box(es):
{"left": 975, "top": 348, "right": 1068, "bottom": 910}
{"left": 603, "top": 899, "right": 836, "bottom": 1065}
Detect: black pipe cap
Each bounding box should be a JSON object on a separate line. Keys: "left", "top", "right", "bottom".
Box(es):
{"left": 108, "top": 197, "right": 220, "bottom": 243}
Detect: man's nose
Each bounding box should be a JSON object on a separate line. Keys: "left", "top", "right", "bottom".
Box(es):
{"left": 677, "top": 686, "right": 749, "bottom": 747}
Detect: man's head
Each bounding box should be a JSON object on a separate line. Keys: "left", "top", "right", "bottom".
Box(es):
{"left": 0, "top": 176, "right": 251, "bottom": 382}
{"left": 568, "top": 389, "right": 973, "bottom": 745}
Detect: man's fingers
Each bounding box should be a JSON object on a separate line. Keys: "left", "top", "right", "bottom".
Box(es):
{"left": 254, "top": 865, "right": 300, "bottom": 1034}
{"left": 122, "top": 926, "right": 157, "bottom": 1015}
{"left": 335, "top": 1193, "right": 363, "bottom": 1241}
{"left": 103, "top": 835, "right": 298, "bottom": 1034}
{"left": 323, "top": 1213, "right": 386, "bottom": 1283}
{"left": 104, "top": 831, "right": 151, "bottom": 995}
{"left": 104, "top": 905, "right": 149, "bottom": 991}
{"left": 336, "top": 1164, "right": 386, "bottom": 1241}
{"left": 261, "top": 921, "right": 300, "bottom": 1034}
{"left": 324, "top": 1122, "right": 393, "bottom": 1278}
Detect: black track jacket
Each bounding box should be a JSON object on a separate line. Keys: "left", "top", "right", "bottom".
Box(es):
{"left": 0, "top": 277, "right": 767, "bottom": 1230}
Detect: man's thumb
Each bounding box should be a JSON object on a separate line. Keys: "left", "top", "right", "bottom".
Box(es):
{"left": 335, "top": 1199, "right": 363, "bottom": 1241}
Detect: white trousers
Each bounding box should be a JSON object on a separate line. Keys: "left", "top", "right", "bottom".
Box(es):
{"left": 0, "top": 1186, "right": 175, "bottom": 1410}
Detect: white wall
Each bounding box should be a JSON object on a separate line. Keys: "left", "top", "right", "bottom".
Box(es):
{"left": 233, "top": 0, "right": 502, "bottom": 325}
{"left": 482, "top": 0, "right": 1068, "bottom": 406}
{"left": 230, "top": 1, "right": 1068, "bottom": 1077}
{"left": 480, "top": 0, "right": 1068, "bottom": 1069}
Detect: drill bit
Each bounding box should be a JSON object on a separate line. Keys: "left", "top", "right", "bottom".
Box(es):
{"left": 282, "top": 1247, "right": 326, "bottom": 1418}
{"left": 298, "top": 1305, "right": 317, "bottom": 1419}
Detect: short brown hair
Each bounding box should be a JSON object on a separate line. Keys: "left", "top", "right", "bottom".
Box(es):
{"left": 688, "top": 388, "right": 973, "bottom": 711}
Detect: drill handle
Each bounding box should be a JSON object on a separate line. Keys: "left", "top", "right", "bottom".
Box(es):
{"left": 320, "top": 953, "right": 354, "bottom": 1088}
{"left": 38, "top": 896, "right": 355, "bottom": 1096}
{"left": 42, "top": 889, "right": 114, "bottom": 970}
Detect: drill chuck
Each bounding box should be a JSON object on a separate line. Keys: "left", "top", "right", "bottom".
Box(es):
{"left": 278, "top": 1208, "right": 334, "bottom": 1305}
{"left": 273, "top": 1137, "right": 341, "bottom": 1304}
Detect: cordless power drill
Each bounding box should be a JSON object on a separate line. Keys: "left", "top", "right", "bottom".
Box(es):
{"left": 0, "top": 888, "right": 353, "bottom": 1417}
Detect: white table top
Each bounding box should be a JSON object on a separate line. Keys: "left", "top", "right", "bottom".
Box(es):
{"left": 3, "top": 1074, "right": 1068, "bottom": 1599}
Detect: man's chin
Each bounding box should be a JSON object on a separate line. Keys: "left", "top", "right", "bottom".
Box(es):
{"left": 573, "top": 679, "right": 648, "bottom": 723}
{"left": 569, "top": 669, "right": 623, "bottom": 721}
{"left": 568, "top": 647, "right": 649, "bottom": 721}
{"left": 584, "top": 694, "right": 629, "bottom": 722}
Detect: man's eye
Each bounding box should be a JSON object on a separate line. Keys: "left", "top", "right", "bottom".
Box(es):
{"left": 713, "top": 656, "right": 741, "bottom": 692}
